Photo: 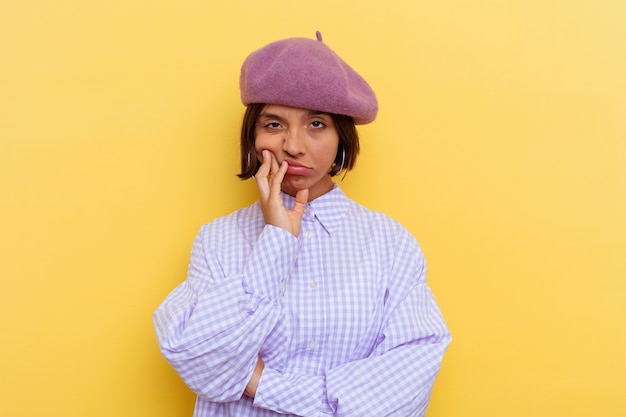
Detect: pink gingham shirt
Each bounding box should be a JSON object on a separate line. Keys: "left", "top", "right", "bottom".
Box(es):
{"left": 153, "top": 185, "right": 450, "bottom": 416}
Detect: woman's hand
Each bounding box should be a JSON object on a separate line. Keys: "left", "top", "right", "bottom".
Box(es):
{"left": 244, "top": 355, "right": 264, "bottom": 398}
{"left": 255, "top": 150, "right": 309, "bottom": 237}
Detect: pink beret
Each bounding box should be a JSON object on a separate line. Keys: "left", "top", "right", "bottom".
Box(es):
{"left": 240, "top": 32, "right": 378, "bottom": 125}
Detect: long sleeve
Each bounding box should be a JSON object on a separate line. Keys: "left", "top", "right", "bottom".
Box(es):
{"left": 254, "top": 287, "right": 449, "bottom": 417}
{"left": 324, "top": 283, "right": 450, "bottom": 416}
{"left": 153, "top": 187, "right": 450, "bottom": 417}
{"left": 252, "top": 220, "right": 451, "bottom": 417}
{"left": 153, "top": 222, "right": 298, "bottom": 402}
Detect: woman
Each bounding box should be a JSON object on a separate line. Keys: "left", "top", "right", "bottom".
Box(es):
{"left": 153, "top": 32, "right": 450, "bottom": 417}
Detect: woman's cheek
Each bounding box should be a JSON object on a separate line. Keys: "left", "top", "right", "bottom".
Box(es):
{"left": 255, "top": 137, "right": 279, "bottom": 161}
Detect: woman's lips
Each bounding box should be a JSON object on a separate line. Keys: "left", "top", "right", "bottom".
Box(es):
{"left": 285, "top": 161, "right": 311, "bottom": 175}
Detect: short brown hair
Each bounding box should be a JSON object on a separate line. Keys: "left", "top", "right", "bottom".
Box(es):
{"left": 237, "top": 103, "right": 360, "bottom": 179}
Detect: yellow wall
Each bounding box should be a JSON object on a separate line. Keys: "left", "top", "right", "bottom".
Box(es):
{"left": 1, "top": 1, "right": 624, "bottom": 416}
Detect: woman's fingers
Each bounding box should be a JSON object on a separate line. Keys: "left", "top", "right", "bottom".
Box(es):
{"left": 292, "top": 188, "right": 309, "bottom": 217}
{"left": 254, "top": 149, "right": 308, "bottom": 236}
{"left": 270, "top": 160, "right": 288, "bottom": 195}
{"left": 269, "top": 150, "right": 280, "bottom": 176}
{"left": 254, "top": 150, "right": 271, "bottom": 198}
{"left": 257, "top": 150, "right": 270, "bottom": 173}
{"left": 257, "top": 150, "right": 287, "bottom": 198}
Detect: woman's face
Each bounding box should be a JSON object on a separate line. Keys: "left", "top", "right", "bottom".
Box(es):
{"left": 254, "top": 104, "right": 339, "bottom": 200}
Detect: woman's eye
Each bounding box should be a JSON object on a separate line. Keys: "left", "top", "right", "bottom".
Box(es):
{"left": 264, "top": 122, "right": 281, "bottom": 129}
{"left": 311, "top": 120, "right": 326, "bottom": 128}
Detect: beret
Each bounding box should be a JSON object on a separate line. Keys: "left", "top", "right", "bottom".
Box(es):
{"left": 240, "top": 31, "right": 378, "bottom": 125}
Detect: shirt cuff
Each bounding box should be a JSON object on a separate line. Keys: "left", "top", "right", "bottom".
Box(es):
{"left": 254, "top": 367, "right": 331, "bottom": 416}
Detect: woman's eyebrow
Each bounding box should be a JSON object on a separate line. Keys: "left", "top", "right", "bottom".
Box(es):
{"left": 258, "top": 112, "right": 287, "bottom": 123}
{"left": 258, "top": 110, "right": 330, "bottom": 121}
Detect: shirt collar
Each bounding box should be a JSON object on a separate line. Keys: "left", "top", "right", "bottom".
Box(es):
{"left": 281, "top": 183, "right": 350, "bottom": 236}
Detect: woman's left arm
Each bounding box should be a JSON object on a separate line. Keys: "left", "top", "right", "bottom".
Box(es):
{"left": 252, "top": 230, "right": 451, "bottom": 417}
{"left": 252, "top": 285, "right": 450, "bottom": 416}
{"left": 324, "top": 281, "right": 451, "bottom": 416}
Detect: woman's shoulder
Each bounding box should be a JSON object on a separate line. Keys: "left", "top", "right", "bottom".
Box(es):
{"left": 341, "top": 197, "right": 422, "bottom": 254}
{"left": 347, "top": 198, "right": 413, "bottom": 237}
{"left": 197, "top": 201, "right": 264, "bottom": 244}
{"left": 344, "top": 197, "right": 427, "bottom": 290}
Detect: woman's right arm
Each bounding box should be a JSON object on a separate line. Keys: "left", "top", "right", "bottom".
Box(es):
{"left": 153, "top": 222, "right": 298, "bottom": 403}
{"left": 154, "top": 150, "right": 307, "bottom": 403}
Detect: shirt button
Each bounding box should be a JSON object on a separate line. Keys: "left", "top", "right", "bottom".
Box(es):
{"left": 279, "top": 281, "right": 285, "bottom": 290}
{"left": 308, "top": 340, "right": 317, "bottom": 349}
{"left": 305, "top": 231, "right": 313, "bottom": 238}
{"left": 309, "top": 281, "right": 317, "bottom": 289}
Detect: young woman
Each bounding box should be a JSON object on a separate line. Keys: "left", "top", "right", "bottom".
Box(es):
{"left": 154, "top": 32, "right": 450, "bottom": 417}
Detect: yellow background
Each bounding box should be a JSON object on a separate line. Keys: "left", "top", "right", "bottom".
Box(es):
{"left": 1, "top": 0, "right": 625, "bottom": 416}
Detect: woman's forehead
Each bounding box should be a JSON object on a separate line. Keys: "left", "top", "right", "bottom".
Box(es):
{"left": 259, "top": 104, "right": 330, "bottom": 118}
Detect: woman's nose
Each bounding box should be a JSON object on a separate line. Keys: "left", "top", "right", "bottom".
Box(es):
{"left": 282, "top": 128, "right": 305, "bottom": 155}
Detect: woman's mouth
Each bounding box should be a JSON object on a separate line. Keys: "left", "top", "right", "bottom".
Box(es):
{"left": 285, "top": 161, "right": 312, "bottom": 176}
